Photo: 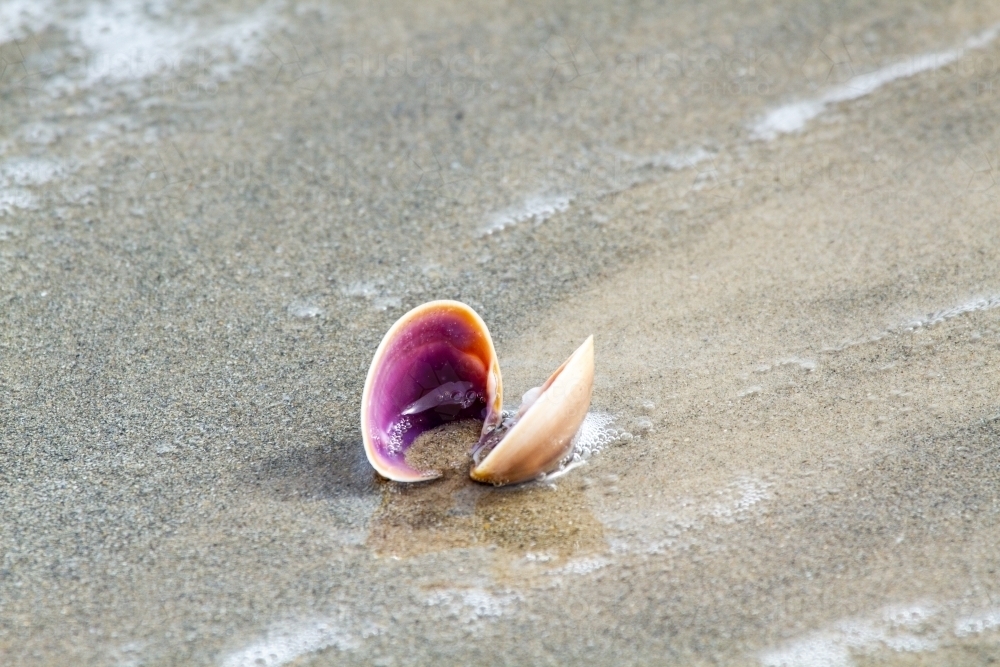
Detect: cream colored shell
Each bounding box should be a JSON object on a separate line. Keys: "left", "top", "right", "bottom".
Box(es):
{"left": 471, "top": 335, "right": 594, "bottom": 485}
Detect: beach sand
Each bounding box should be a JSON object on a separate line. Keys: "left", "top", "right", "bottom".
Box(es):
{"left": 2, "top": 0, "right": 1000, "bottom": 665}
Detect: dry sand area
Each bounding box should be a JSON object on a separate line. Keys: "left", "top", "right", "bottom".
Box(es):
{"left": 2, "top": 0, "right": 1000, "bottom": 665}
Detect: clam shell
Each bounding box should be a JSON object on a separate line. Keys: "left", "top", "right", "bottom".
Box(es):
{"left": 361, "top": 300, "right": 503, "bottom": 482}
{"left": 361, "top": 301, "right": 595, "bottom": 486}
{"left": 470, "top": 335, "right": 594, "bottom": 485}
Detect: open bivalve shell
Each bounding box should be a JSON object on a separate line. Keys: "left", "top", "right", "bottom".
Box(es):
{"left": 360, "top": 300, "right": 594, "bottom": 486}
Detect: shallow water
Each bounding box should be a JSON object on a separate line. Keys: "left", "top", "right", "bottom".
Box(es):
{"left": 2, "top": 1, "right": 1000, "bottom": 665}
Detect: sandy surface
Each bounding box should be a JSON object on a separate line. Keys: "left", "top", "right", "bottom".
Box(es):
{"left": 2, "top": 1, "right": 1000, "bottom": 665}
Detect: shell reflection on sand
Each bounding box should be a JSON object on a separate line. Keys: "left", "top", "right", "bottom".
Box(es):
{"left": 367, "top": 423, "right": 606, "bottom": 558}
{"left": 367, "top": 412, "right": 622, "bottom": 558}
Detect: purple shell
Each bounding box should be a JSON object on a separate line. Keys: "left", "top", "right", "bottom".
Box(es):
{"left": 361, "top": 301, "right": 503, "bottom": 481}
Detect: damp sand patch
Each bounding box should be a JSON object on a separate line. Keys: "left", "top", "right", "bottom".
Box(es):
{"left": 404, "top": 419, "right": 482, "bottom": 477}
{"left": 369, "top": 420, "right": 605, "bottom": 561}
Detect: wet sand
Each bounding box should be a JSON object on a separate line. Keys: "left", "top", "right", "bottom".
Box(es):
{"left": 2, "top": 0, "right": 1000, "bottom": 665}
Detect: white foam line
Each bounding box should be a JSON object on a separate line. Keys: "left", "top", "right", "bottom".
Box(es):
{"left": 955, "top": 608, "right": 1000, "bottom": 637}
{"left": 621, "top": 146, "right": 715, "bottom": 171}
{"left": 905, "top": 295, "right": 1000, "bottom": 330}
{"left": 0, "top": 189, "right": 36, "bottom": 215}
{"left": 548, "top": 556, "right": 611, "bottom": 576}
{"left": 818, "top": 294, "right": 1000, "bottom": 354}
{"left": 752, "top": 23, "right": 1000, "bottom": 140}
{"left": 424, "top": 588, "right": 520, "bottom": 626}
{"left": 537, "top": 457, "right": 587, "bottom": 482}
{"left": 0, "top": 157, "right": 70, "bottom": 187}
{"left": 760, "top": 602, "right": 941, "bottom": 667}
{"left": 759, "top": 601, "right": 1000, "bottom": 666}
{"left": 219, "top": 618, "right": 357, "bottom": 667}
{"left": 0, "top": 0, "right": 55, "bottom": 44}
{"left": 72, "top": 0, "right": 284, "bottom": 87}
{"left": 2, "top": 0, "right": 284, "bottom": 92}
{"left": 482, "top": 194, "right": 572, "bottom": 236}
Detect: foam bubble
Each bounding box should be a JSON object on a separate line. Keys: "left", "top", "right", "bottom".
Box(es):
{"left": 777, "top": 358, "right": 817, "bottom": 372}
{"left": 385, "top": 417, "right": 411, "bottom": 457}
{"left": 220, "top": 618, "right": 357, "bottom": 667}
{"left": 0, "top": 189, "right": 36, "bottom": 215}
{"left": 0, "top": 0, "right": 55, "bottom": 44}
{"left": 0, "top": 158, "right": 68, "bottom": 187}
{"left": 424, "top": 588, "right": 519, "bottom": 625}
{"left": 71, "top": 0, "right": 285, "bottom": 88}
{"left": 710, "top": 478, "right": 772, "bottom": 520}
{"left": 549, "top": 557, "right": 611, "bottom": 576}
{"left": 955, "top": 608, "right": 1000, "bottom": 637}
{"left": 759, "top": 602, "right": 944, "bottom": 667}
{"left": 341, "top": 281, "right": 401, "bottom": 311}
{"left": 482, "top": 194, "right": 572, "bottom": 235}
{"left": 372, "top": 295, "right": 402, "bottom": 311}
{"left": 530, "top": 412, "right": 623, "bottom": 482}
{"left": 905, "top": 296, "right": 1000, "bottom": 330}
{"left": 342, "top": 281, "right": 379, "bottom": 298}
{"left": 524, "top": 552, "right": 553, "bottom": 562}
{"left": 570, "top": 412, "right": 622, "bottom": 459}
{"left": 760, "top": 632, "right": 853, "bottom": 667}
{"left": 287, "top": 303, "right": 323, "bottom": 318}
{"left": 621, "top": 147, "right": 714, "bottom": 171}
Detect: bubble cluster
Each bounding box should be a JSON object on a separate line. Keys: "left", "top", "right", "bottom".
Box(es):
{"left": 525, "top": 412, "right": 624, "bottom": 482}
{"left": 220, "top": 618, "right": 357, "bottom": 667}
{"left": 384, "top": 417, "right": 411, "bottom": 457}
{"left": 906, "top": 295, "right": 1000, "bottom": 330}
{"left": 569, "top": 412, "right": 623, "bottom": 460}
